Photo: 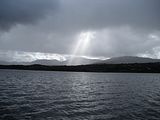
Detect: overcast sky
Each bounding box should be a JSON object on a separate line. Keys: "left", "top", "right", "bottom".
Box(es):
{"left": 0, "top": 0, "right": 160, "bottom": 62}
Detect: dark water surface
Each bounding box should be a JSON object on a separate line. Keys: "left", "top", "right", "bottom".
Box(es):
{"left": 0, "top": 70, "right": 160, "bottom": 120}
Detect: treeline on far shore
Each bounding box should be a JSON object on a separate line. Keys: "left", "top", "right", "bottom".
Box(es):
{"left": 0, "top": 63, "right": 160, "bottom": 73}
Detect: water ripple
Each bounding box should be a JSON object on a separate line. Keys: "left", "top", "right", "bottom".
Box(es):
{"left": 0, "top": 70, "right": 160, "bottom": 120}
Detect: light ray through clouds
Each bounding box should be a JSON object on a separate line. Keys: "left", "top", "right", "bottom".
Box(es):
{"left": 68, "top": 31, "right": 96, "bottom": 65}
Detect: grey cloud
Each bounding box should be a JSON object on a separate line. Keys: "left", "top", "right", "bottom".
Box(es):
{"left": 89, "top": 27, "right": 160, "bottom": 57}
{"left": 0, "top": 0, "right": 57, "bottom": 31}
{"left": 0, "top": 24, "right": 75, "bottom": 54}
{"left": 45, "top": 0, "right": 160, "bottom": 33}
{"left": 0, "top": 0, "right": 160, "bottom": 60}
{"left": 1, "top": 0, "right": 160, "bottom": 32}
{"left": 1, "top": 25, "right": 160, "bottom": 58}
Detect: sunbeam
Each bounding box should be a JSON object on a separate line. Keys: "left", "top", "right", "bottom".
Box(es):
{"left": 68, "top": 31, "right": 95, "bottom": 65}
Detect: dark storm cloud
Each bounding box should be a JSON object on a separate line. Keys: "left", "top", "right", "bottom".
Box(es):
{"left": 0, "top": 0, "right": 57, "bottom": 31}
{"left": 47, "top": 0, "right": 160, "bottom": 32}
{"left": 0, "top": 0, "right": 160, "bottom": 60}
{"left": 1, "top": 0, "right": 160, "bottom": 31}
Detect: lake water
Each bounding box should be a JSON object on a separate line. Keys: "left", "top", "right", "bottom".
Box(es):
{"left": 0, "top": 70, "right": 160, "bottom": 120}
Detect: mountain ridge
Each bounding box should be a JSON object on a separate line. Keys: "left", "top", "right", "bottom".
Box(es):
{"left": 95, "top": 56, "right": 160, "bottom": 64}
{"left": 0, "top": 57, "right": 103, "bottom": 65}
{"left": 0, "top": 56, "right": 160, "bottom": 66}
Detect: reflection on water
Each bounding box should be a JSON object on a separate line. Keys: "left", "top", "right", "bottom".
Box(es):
{"left": 0, "top": 70, "right": 160, "bottom": 120}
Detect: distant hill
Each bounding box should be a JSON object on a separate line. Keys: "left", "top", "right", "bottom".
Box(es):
{"left": 0, "top": 61, "right": 12, "bottom": 65}
{"left": 30, "top": 58, "right": 103, "bottom": 65}
{"left": 1, "top": 56, "right": 160, "bottom": 73}
{"left": 0, "top": 57, "right": 103, "bottom": 66}
{"left": 1, "top": 62, "right": 160, "bottom": 73}
{"left": 30, "top": 59, "right": 65, "bottom": 65}
{"left": 96, "top": 56, "right": 160, "bottom": 64}
{"left": 1, "top": 56, "right": 160, "bottom": 66}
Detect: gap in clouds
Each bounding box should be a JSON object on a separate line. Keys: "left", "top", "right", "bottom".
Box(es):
{"left": 0, "top": 50, "right": 107, "bottom": 63}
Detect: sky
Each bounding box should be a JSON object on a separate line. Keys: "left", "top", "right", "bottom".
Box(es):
{"left": 0, "top": 0, "right": 160, "bottom": 62}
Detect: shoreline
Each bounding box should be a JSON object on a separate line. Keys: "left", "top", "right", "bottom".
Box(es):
{"left": 0, "top": 63, "right": 160, "bottom": 73}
